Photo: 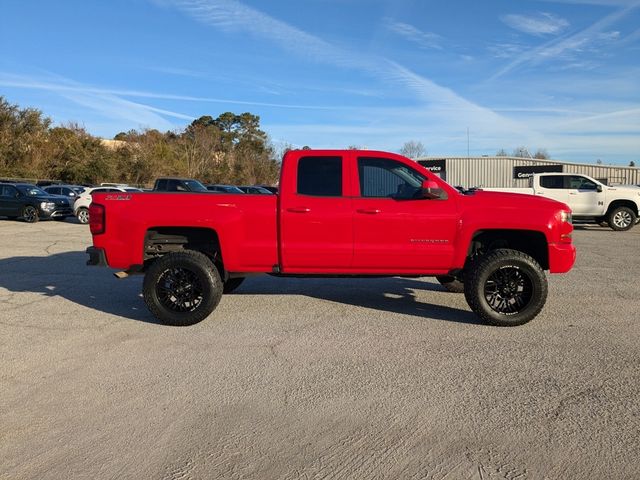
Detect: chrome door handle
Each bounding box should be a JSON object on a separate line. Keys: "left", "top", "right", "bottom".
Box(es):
{"left": 357, "top": 208, "right": 381, "bottom": 214}
{"left": 287, "top": 207, "right": 311, "bottom": 213}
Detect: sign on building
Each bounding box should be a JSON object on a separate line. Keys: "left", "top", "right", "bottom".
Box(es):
{"left": 417, "top": 159, "right": 446, "bottom": 179}
{"left": 513, "top": 164, "right": 563, "bottom": 179}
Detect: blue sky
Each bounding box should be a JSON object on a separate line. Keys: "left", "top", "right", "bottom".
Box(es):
{"left": 1, "top": 0, "right": 639, "bottom": 163}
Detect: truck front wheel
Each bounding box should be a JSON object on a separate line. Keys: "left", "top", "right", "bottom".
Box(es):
{"left": 607, "top": 206, "right": 636, "bottom": 231}
{"left": 143, "top": 251, "right": 223, "bottom": 326}
{"left": 464, "top": 249, "right": 548, "bottom": 327}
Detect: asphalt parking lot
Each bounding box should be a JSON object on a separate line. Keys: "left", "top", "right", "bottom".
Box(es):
{"left": 1, "top": 220, "right": 638, "bottom": 479}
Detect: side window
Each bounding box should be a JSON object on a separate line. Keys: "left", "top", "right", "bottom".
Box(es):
{"left": 358, "top": 157, "right": 425, "bottom": 199}
{"left": 166, "top": 180, "right": 180, "bottom": 192}
{"left": 297, "top": 156, "right": 342, "bottom": 196}
{"left": 0, "top": 186, "right": 10, "bottom": 197}
{"left": 47, "top": 187, "right": 60, "bottom": 195}
{"left": 156, "top": 179, "right": 167, "bottom": 190}
{"left": 567, "top": 176, "right": 597, "bottom": 190}
{"left": 539, "top": 176, "right": 564, "bottom": 189}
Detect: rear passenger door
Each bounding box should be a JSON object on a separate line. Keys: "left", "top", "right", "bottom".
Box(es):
{"left": 0, "top": 186, "right": 21, "bottom": 217}
{"left": 536, "top": 175, "right": 569, "bottom": 205}
{"left": 280, "top": 155, "right": 353, "bottom": 272}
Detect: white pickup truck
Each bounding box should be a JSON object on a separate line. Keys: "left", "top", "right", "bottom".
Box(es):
{"left": 486, "top": 173, "right": 640, "bottom": 231}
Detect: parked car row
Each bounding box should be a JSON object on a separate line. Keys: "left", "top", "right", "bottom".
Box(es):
{"left": 1, "top": 178, "right": 278, "bottom": 224}
{"left": 151, "top": 177, "right": 277, "bottom": 194}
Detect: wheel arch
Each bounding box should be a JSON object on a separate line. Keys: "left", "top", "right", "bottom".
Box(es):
{"left": 143, "top": 226, "right": 226, "bottom": 278}
{"left": 466, "top": 229, "right": 549, "bottom": 271}
{"left": 606, "top": 199, "right": 638, "bottom": 216}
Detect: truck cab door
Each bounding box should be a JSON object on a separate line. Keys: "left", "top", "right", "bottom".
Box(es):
{"left": 565, "top": 175, "right": 605, "bottom": 216}
{"left": 279, "top": 154, "right": 353, "bottom": 272}
{"left": 351, "top": 156, "right": 458, "bottom": 273}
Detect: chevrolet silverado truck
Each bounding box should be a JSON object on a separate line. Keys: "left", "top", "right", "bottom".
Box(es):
{"left": 486, "top": 173, "right": 640, "bottom": 231}
{"left": 87, "top": 150, "right": 576, "bottom": 327}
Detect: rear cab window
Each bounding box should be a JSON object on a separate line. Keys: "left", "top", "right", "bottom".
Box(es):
{"left": 297, "top": 156, "right": 343, "bottom": 196}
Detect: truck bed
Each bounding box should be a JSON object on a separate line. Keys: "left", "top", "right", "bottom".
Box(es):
{"left": 91, "top": 192, "right": 278, "bottom": 271}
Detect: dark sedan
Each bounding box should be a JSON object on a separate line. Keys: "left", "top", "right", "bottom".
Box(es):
{"left": 206, "top": 184, "right": 245, "bottom": 194}
{"left": 0, "top": 183, "right": 74, "bottom": 223}
{"left": 238, "top": 186, "right": 274, "bottom": 194}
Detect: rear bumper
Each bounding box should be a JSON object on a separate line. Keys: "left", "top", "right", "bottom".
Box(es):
{"left": 86, "top": 247, "right": 108, "bottom": 267}
{"left": 548, "top": 243, "right": 576, "bottom": 274}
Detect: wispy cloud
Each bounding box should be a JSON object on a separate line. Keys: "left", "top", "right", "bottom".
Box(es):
{"left": 491, "top": 2, "right": 639, "bottom": 79}
{"left": 157, "top": 0, "right": 529, "bottom": 140}
{"left": 384, "top": 19, "right": 442, "bottom": 50}
{"left": 0, "top": 72, "right": 345, "bottom": 111}
{"left": 501, "top": 12, "right": 569, "bottom": 36}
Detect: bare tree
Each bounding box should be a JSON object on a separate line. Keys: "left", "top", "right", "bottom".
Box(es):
{"left": 533, "top": 148, "right": 550, "bottom": 159}
{"left": 400, "top": 140, "right": 426, "bottom": 159}
{"left": 496, "top": 149, "right": 508, "bottom": 157}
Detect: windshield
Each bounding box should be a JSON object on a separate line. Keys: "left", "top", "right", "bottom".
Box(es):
{"left": 184, "top": 180, "right": 208, "bottom": 192}
{"left": 18, "top": 185, "right": 49, "bottom": 197}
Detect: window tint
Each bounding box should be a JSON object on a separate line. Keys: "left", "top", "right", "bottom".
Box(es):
{"left": 539, "top": 176, "right": 564, "bottom": 189}
{"left": 567, "top": 176, "right": 597, "bottom": 190}
{"left": 156, "top": 179, "right": 167, "bottom": 190}
{"left": 297, "top": 156, "right": 342, "bottom": 196}
{"left": 1, "top": 185, "right": 17, "bottom": 197}
{"left": 46, "top": 187, "right": 60, "bottom": 195}
{"left": 358, "top": 157, "right": 425, "bottom": 199}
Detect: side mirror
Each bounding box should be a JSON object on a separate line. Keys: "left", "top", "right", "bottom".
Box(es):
{"left": 596, "top": 185, "right": 603, "bottom": 193}
{"left": 421, "top": 180, "right": 446, "bottom": 200}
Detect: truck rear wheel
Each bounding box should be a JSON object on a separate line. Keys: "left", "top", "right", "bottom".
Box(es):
{"left": 607, "top": 206, "right": 636, "bottom": 231}
{"left": 464, "top": 249, "right": 547, "bottom": 327}
{"left": 436, "top": 275, "right": 464, "bottom": 293}
{"left": 143, "top": 250, "right": 223, "bottom": 326}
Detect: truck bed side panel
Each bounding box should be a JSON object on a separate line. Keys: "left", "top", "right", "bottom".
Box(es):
{"left": 92, "top": 193, "right": 278, "bottom": 272}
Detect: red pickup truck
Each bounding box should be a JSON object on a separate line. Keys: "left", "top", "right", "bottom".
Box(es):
{"left": 87, "top": 150, "right": 576, "bottom": 327}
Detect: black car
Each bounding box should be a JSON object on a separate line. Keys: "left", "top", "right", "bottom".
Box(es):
{"left": 42, "top": 184, "right": 86, "bottom": 201}
{"left": 153, "top": 178, "right": 209, "bottom": 192}
{"left": 0, "top": 183, "right": 74, "bottom": 223}
{"left": 238, "top": 185, "right": 274, "bottom": 194}
{"left": 206, "top": 184, "right": 245, "bottom": 194}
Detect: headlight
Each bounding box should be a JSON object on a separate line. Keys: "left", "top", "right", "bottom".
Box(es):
{"left": 560, "top": 210, "right": 572, "bottom": 223}
{"left": 40, "top": 202, "right": 56, "bottom": 211}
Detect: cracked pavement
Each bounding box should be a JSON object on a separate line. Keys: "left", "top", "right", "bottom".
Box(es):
{"left": 0, "top": 220, "right": 639, "bottom": 479}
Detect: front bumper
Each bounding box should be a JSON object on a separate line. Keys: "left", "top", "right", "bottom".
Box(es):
{"left": 86, "top": 246, "right": 108, "bottom": 267}
{"left": 40, "top": 207, "right": 74, "bottom": 219}
{"left": 548, "top": 243, "right": 576, "bottom": 274}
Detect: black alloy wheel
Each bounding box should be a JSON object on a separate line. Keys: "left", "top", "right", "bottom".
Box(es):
{"left": 156, "top": 267, "right": 204, "bottom": 312}
{"left": 483, "top": 266, "right": 533, "bottom": 315}
{"left": 464, "top": 249, "right": 547, "bottom": 327}
{"left": 23, "top": 206, "right": 39, "bottom": 223}
{"left": 143, "top": 250, "right": 223, "bottom": 326}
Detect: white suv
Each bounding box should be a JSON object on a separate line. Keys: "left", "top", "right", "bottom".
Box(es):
{"left": 74, "top": 186, "right": 141, "bottom": 224}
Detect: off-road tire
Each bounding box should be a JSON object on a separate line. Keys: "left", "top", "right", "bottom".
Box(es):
{"left": 436, "top": 275, "right": 464, "bottom": 293}
{"left": 143, "top": 250, "right": 223, "bottom": 326}
{"left": 464, "top": 249, "right": 548, "bottom": 327}
{"left": 223, "top": 277, "right": 245, "bottom": 294}
{"left": 22, "top": 206, "right": 39, "bottom": 223}
{"left": 607, "top": 206, "right": 636, "bottom": 231}
{"left": 77, "top": 207, "right": 90, "bottom": 224}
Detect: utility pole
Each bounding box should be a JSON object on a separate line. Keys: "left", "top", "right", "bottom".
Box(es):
{"left": 467, "top": 127, "right": 470, "bottom": 159}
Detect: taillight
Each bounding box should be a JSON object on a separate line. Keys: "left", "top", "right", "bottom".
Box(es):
{"left": 89, "top": 203, "right": 105, "bottom": 235}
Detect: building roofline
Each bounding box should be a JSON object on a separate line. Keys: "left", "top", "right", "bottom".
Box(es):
{"left": 416, "top": 156, "right": 636, "bottom": 171}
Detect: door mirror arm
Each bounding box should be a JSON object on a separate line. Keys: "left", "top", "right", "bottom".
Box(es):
{"left": 421, "top": 180, "right": 447, "bottom": 200}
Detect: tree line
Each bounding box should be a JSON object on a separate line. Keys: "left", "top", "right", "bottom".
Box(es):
{"left": 0, "top": 96, "right": 280, "bottom": 186}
